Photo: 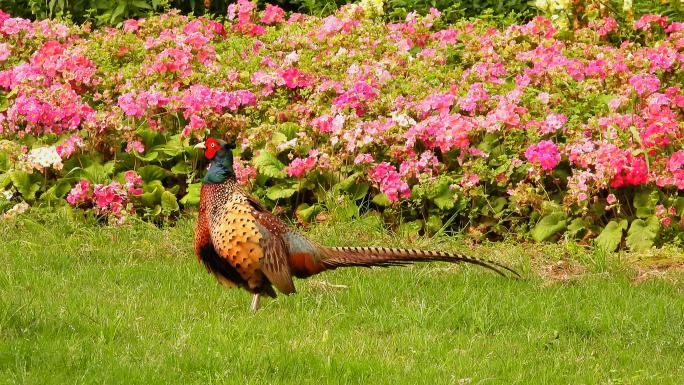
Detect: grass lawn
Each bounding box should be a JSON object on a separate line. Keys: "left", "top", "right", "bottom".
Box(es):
{"left": 1, "top": 209, "right": 684, "bottom": 384}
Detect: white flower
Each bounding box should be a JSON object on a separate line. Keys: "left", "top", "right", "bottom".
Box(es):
{"left": 623, "top": 0, "right": 632, "bottom": 11}
{"left": 1, "top": 190, "right": 12, "bottom": 200}
{"left": 26, "top": 146, "right": 63, "bottom": 171}
{"left": 3, "top": 202, "right": 29, "bottom": 220}
{"left": 390, "top": 112, "right": 416, "bottom": 128}
{"left": 284, "top": 51, "right": 299, "bottom": 66}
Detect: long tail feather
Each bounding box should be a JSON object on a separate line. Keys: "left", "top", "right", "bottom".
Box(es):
{"left": 321, "top": 246, "right": 520, "bottom": 278}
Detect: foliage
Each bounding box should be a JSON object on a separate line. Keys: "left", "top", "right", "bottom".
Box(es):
{"left": 1, "top": 2, "right": 684, "bottom": 249}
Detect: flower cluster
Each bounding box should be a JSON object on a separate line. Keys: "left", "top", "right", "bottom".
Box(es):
{"left": 1, "top": 4, "right": 684, "bottom": 244}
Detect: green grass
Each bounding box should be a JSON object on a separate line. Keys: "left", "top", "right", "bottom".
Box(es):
{"left": 1, "top": 210, "right": 684, "bottom": 384}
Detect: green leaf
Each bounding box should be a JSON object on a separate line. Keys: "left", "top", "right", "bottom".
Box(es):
{"left": 425, "top": 216, "right": 443, "bottom": 233}
{"left": 137, "top": 165, "right": 168, "bottom": 182}
{"left": 530, "top": 212, "right": 567, "bottom": 242}
{"left": 82, "top": 161, "right": 115, "bottom": 184}
{"left": 40, "top": 179, "right": 73, "bottom": 201}
{"left": 349, "top": 183, "right": 369, "bottom": 200}
{"left": 266, "top": 184, "right": 297, "bottom": 200}
{"left": 296, "top": 203, "right": 322, "bottom": 222}
{"left": 271, "top": 132, "right": 288, "bottom": 147}
{"left": 0, "top": 172, "right": 10, "bottom": 189}
{"left": 110, "top": 3, "right": 126, "bottom": 23}
{"left": 674, "top": 198, "right": 684, "bottom": 218}
{"left": 278, "top": 123, "right": 301, "bottom": 140}
{"left": 170, "top": 161, "right": 192, "bottom": 175}
{"left": 296, "top": 204, "right": 320, "bottom": 221}
{"left": 161, "top": 191, "right": 179, "bottom": 214}
{"left": 133, "top": 151, "right": 159, "bottom": 162}
{"left": 595, "top": 219, "right": 628, "bottom": 252}
{"left": 11, "top": 171, "right": 40, "bottom": 200}
{"left": 132, "top": 1, "right": 152, "bottom": 9}
{"left": 567, "top": 218, "right": 588, "bottom": 238}
{"left": 433, "top": 188, "right": 455, "bottom": 210}
{"left": 633, "top": 191, "right": 656, "bottom": 219}
{"left": 626, "top": 217, "right": 660, "bottom": 251}
{"left": 371, "top": 193, "right": 391, "bottom": 206}
{"left": 254, "top": 151, "right": 286, "bottom": 179}
{"left": 180, "top": 183, "right": 201, "bottom": 207}
{"left": 430, "top": 179, "right": 455, "bottom": 210}
{"left": 139, "top": 181, "right": 164, "bottom": 207}
{"left": 398, "top": 220, "right": 422, "bottom": 238}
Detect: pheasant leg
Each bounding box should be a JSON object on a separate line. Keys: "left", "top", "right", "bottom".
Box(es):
{"left": 250, "top": 293, "right": 260, "bottom": 312}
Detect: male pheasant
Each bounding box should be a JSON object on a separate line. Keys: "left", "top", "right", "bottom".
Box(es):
{"left": 194, "top": 137, "right": 519, "bottom": 311}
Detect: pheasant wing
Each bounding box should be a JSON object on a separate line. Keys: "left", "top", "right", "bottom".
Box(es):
{"left": 253, "top": 211, "right": 296, "bottom": 295}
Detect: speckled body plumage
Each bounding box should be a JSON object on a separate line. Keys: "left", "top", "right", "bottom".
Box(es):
{"left": 193, "top": 138, "right": 519, "bottom": 309}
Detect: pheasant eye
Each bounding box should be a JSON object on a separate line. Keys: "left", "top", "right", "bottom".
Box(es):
{"left": 210, "top": 143, "right": 216, "bottom": 148}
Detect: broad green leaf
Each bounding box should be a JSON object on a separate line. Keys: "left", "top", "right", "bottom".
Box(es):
{"left": 296, "top": 203, "right": 322, "bottom": 222}
{"left": 398, "top": 220, "right": 422, "bottom": 238}
{"left": 531, "top": 212, "right": 567, "bottom": 242}
{"left": 0, "top": 172, "right": 10, "bottom": 189}
{"left": 137, "top": 165, "right": 168, "bottom": 182}
{"left": 371, "top": 193, "right": 391, "bottom": 206}
{"left": 140, "top": 181, "right": 164, "bottom": 207}
{"left": 633, "top": 191, "right": 656, "bottom": 219}
{"left": 674, "top": 198, "right": 684, "bottom": 218}
{"left": 431, "top": 180, "right": 455, "bottom": 210}
{"left": 161, "top": 191, "right": 179, "bottom": 214}
{"left": 626, "top": 217, "right": 660, "bottom": 251}
{"left": 254, "top": 151, "right": 286, "bottom": 179}
{"left": 0, "top": 151, "right": 8, "bottom": 172}
{"left": 426, "top": 216, "right": 443, "bottom": 233}
{"left": 170, "top": 161, "right": 192, "bottom": 175}
{"left": 82, "top": 161, "right": 115, "bottom": 184}
{"left": 595, "top": 219, "right": 628, "bottom": 252}
{"left": 110, "top": 3, "right": 126, "bottom": 23}
{"left": 278, "top": 123, "right": 301, "bottom": 140}
{"left": 132, "top": 1, "right": 152, "bottom": 9}
{"left": 40, "top": 180, "right": 73, "bottom": 201}
{"left": 349, "top": 183, "right": 369, "bottom": 200}
{"left": 271, "top": 132, "right": 288, "bottom": 147}
{"left": 266, "top": 184, "right": 297, "bottom": 200}
{"left": 11, "top": 171, "right": 40, "bottom": 200}
{"left": 133, "top": 151, "right": 159, "bottom": 162}
{"left": 180, "top": 183, "right": 201, "bottom": 207}
{"left": 567, "top": 217, "right": 588, "bottom": 238}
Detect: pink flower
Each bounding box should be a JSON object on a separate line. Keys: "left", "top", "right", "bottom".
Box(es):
{"left": 66, "top": 179, "right": 91, "bottom": 206}
{"left": 123, "top": 19, "right": 139, "bottom": 33}
{"left": 189, "top": 115, "right": 206, "bottom": 129}
{"left": 124, "top": 171, "right": 144, "bottom": 196}
{"left": 0, "top": 43, "right": 10, "bottom": 62}
{"left": 369, "top": 162, "right": 410, "bottom": 202}
{"left": 125, "top": 140, "right": 145, "bottom": 154}
{"left": 261, "top": 4, "right": 285, "bottom": 25}
{"left": 525, "top": 140, "right": 561, "bottom": 171}
{"left": 354, "top": 154, "right": 374, "bottom": 164}
{"left": 606, "top": 194, "right": 617, "bottom": 204}
{"left": 629, "top": 74, "right": 660, "bottom": 96}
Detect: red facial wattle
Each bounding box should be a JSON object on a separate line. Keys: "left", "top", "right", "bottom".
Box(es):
{"left": 205, "top": 137, "right": 219, "bottom": 159}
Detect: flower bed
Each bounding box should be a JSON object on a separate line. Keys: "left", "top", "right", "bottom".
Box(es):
{"left": 1, "top": 2, "right": 683, "bottom": 250}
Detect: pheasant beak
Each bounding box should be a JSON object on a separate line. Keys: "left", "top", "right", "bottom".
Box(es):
{"left": 194, "top": 141, "right": 206, "bottom": 150}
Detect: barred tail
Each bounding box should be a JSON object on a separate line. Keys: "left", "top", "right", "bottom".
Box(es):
{"left": 321, "top": 246, "right": 519, "bottom": 278}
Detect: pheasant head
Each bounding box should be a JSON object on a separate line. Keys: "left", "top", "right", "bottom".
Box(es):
{"left": 195, "top": 137, "right": 236, "bottom": 184}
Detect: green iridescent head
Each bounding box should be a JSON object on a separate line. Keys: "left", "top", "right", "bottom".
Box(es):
{"left": 195, "top": 137, "right": 236, "bottom": 184}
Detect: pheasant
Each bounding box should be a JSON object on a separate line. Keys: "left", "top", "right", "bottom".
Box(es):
{"left": 193, "top": 137, "right": 519, "bottom": 311}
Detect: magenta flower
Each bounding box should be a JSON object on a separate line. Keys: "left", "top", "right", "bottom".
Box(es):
{"left": 525, "top": 140, "right": 561, "bottom": 171}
